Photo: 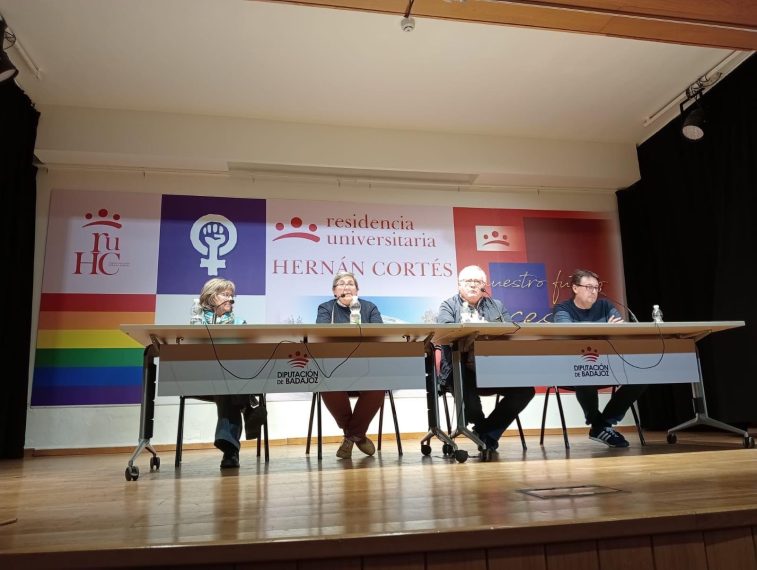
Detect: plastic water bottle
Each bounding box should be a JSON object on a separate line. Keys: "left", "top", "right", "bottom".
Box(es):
{"left": 461, "top": 301, "right": 478, "bottom": 323}
{"left": 190, "top": 298, "right": 204, "bottom": 325}
{"left": 461, "top": 301, "right": 470, "bottom": 323}
{"left": 652, "top": 304, "right": 664, "bottom": 323}
{"left": 349, "top": 296, "right": 361, "bottom": 324}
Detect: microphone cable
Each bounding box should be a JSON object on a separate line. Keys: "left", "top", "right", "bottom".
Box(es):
{"left": 199, "top": 321, "right": 294, "bottom": 386}
{"left": 193, "top": 300, "right": 300, "bottom": 387}
{"left": 302, "top": 296, "right": 365, "bottom": 379}
{"left": 598, "top": 292, "right": 666, "bottom": 370}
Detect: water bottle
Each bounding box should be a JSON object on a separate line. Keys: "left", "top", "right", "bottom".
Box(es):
{"left": 349, "top": 296, "right": 361, "bottom": 324}
{"left": 190, "top": 298, "right": 204, "bottom": 325}
{"left": 652, "top": 304, "right": 664, "bottom": 323}
{"left": 461, "top": 301, "right": 470, "bottom": 323}
{"left": 460, "top": 301, "right": 478, "bottom": 323}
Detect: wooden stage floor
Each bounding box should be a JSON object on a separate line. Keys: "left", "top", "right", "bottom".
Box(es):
{"left": 1, "top": 431, "right": 757, "bottom": 570}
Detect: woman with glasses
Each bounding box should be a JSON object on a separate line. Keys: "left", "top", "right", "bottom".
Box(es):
{"left": 552, "top": 269, "right": 645, "bottom": 448}
{"left": 316, "top": 271, "right": 384, "bottom": 459}
{"left": 194, "top": 278, "right": 264, "bottom": 469}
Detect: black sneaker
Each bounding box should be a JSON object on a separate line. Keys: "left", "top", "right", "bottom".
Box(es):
{"left": 215, "top": 439, "right": 240, "bottom": 468}
{"left": 589, "top": 426, "right": 629, "bottom": 448}
{"left": 220, "top": 451, "right": 240, "bottom": 469}
{"left": 473, "top": 429, "right": 499, "bottom": 451}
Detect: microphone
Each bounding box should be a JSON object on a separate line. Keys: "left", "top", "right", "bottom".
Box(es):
{"left": 480, "top": 287, "right": 507, "bottom": 323}
{"left": 600, "top": 292, "right": 639, "bottom": 323}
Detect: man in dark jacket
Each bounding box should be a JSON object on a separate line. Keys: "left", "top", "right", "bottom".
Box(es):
{"left": 553, "top": 268, "right": 646, "bottom": 447}
{"left": 437, "top": 265, "right": 535, "bottom": 451}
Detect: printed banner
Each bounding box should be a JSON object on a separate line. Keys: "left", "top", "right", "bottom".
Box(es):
{"left": 42, "top": 189, "right": 162, "bottom": 294}
{"left": 452, "top": 208, "right": 623, "bottom": 322}
{"left": 265, "top": 200, "right": 456, "bottom": 324}
{"left": 34, "top": 189, "right": 622, "bottom": 406}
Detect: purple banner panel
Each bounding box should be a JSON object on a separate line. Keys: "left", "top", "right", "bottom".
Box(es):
{"left": 488, "top": 262, "right": 551, "bottom": 322}
{"left": 31, "top": 385, "right": 142, "bottom": 406}
{"left": 157, "top": 195, "right": 266, "bottom": 294}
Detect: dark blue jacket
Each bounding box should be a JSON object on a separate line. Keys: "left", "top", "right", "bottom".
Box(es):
{"left": 552, "top": 298, "right": 622, "bottom": 322}
{"left": 316, "top": 298, "right": 383, "bottom": 324}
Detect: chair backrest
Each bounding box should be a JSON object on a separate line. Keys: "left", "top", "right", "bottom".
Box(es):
{"left": 433, "top": 345, "right": 454, "bottom": 394}
{"left": 434, "top": 345, "right": 442, "bottom": 374}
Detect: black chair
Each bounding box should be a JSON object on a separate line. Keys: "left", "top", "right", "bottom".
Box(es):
{"left": 435, "top": 345, "right": 527, "bottom": 451}
{"left": 305, "top": 391, "right": 402, "bottom": 460}
{"left": 175, "top": 394, "right": 269, "bottom": 466}
{"left": 539, "top": 386, "right": 645, "bottom": 449}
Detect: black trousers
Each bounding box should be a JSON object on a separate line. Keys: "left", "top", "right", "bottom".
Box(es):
{"left": 460, "top": 356, "right": 535, "bottom": 434}
{"left": 572, "top": 384, "right": 647, "bottom": 427}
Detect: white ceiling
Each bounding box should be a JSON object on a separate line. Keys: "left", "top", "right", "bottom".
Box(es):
{"left": 0, "top": 0, "right": 745, "bottom": 144}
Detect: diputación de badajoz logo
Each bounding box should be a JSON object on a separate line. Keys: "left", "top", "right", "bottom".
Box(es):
{"left": 276, "top": 351, "right": 320, "bottom": 385}
{"left": 573, "top": 346, "right": 609, "bottom": 378}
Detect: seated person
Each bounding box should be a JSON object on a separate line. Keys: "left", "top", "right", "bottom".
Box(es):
{"left": 193, "top": 278, "right": 265, "bottom": 469}
{"left": 316, "top": 272, "right": 384, "bottom": 459}
{"left": 552, "top": 268, "right": 646, "bottom": 448}
{"left": 437, "top": 265, "right": 535, "bottom": 451}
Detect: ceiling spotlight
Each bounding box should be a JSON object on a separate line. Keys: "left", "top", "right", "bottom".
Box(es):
{"left": 401, "top": 0, "right": 416, "bottom": 31}
{"left": 400, "top": 16, "right": 415, "bottom": 32}
{"left": 0, "top": 19, "right": 19, "bottom": 83}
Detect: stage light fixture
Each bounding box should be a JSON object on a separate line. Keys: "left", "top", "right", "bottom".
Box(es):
{"left": 0, "top": 18, "right": 19, "bottom": 83}
{"left": 681, "top": 105, "right": 705, "bottom": 141}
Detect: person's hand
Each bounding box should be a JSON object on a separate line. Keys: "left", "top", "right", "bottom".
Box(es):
{"left": 608, "top": 315, "right": 624, "bottom": 323}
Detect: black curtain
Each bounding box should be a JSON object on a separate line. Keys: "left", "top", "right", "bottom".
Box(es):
{"left": 617, "top": 54, "right": 757, "bottom": 430}
{"left": 0, "top": 81, "right": 39, "bottom": 458}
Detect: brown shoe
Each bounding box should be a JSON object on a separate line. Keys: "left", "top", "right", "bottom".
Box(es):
{"left": 355, "top": 436, "right": 375, "bottom": 456}
{"left": 336, "top": 438, "right": 354, "bottom": 459}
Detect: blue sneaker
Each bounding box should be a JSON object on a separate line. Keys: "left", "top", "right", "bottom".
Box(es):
{"left": 589, "top": 426, "right": 629, "bottom": 448}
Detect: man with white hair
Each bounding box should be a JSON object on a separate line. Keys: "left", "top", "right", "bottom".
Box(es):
{"left": 437, "top": 265, "right": 535, "bottom": 451}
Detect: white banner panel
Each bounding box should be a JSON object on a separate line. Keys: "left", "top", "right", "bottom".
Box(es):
{"left": 474, "top": 338, "right": 700, "bottom": 387}
{"left": 265, "top": 199, "right": 457, "bottom": 323}
{"left": 158, "top": 356, "right": 425, "bottom": 396}
{"left": 43, "top": 189, "right": 162, "bottom": 293}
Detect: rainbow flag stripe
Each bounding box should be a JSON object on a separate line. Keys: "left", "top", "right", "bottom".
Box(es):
{"left": 32, "top": 293, "right": 155, "bottom": 406}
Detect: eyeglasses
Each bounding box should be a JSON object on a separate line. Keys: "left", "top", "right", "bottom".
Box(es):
{"left": 459, "top": 279, "right": 484, "bottom": 286}
{"left": 576, "top": 284, "right": 601, "bottom": 292}
{"left": 335, "top": 281, "right": 356, "bottom": 287}
{"left": 217, "top": 291, "right": 235, "bottom": 299}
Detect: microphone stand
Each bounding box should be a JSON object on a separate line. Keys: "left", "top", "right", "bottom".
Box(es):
{"left": 480, "top": 288, "right": 506, "bottom": 323}
{"left": 600, "top": 292, "right": 639, "bottom": 323}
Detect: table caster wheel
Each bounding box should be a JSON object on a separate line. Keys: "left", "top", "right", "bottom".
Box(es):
{"left": 743, "top": 436, "right": 754, "bottom": 449}
{"left": 666, "top": 433, "right": 677, "bottom": 444}
{"left": 150, "top": 456, "right": 160, "bottom": 471}
{"left": 421, "top": 443, "right": 432, "bottom": 456}
{"left": 442, "top": 443, "right": 453, "bottom": 456}
{"left": 454, "top": 450, "right": 468, "bottom": 463}
{"left": 125, "top": 465, "right": 139, "bottom": 481}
